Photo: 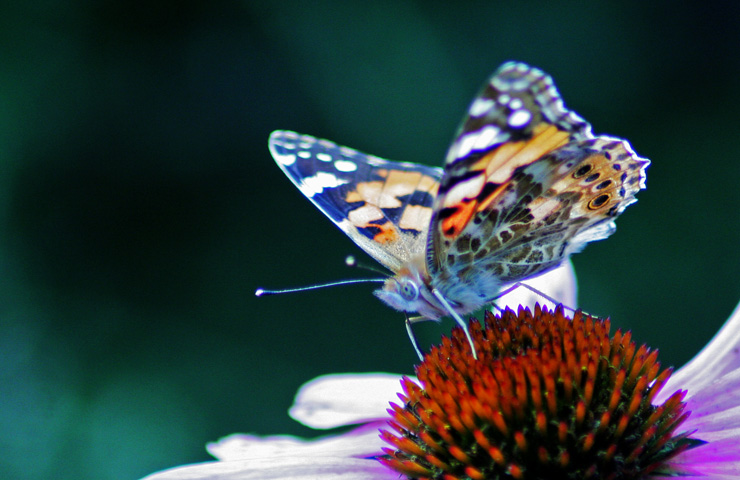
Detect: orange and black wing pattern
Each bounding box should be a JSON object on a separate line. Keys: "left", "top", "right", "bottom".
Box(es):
{"left": 269, "top": 130, "right": 442, "bottom": 272}
{"left": 428, "top": 63, "right": 649, "bottom": 287}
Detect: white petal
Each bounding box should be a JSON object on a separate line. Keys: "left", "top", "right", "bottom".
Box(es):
{"left": 207, "top": 423, "right": 387, "bottom": 461}
{"left": 661, "top": 301, "right": 740, "bottom": 400}
{"left": 289, "top": 373, "right": 408, "bottom": 429}
{"left": 497, "top": 260, "right": 578, "bottom": 312}
{"left": 140, "top": 456, "right": 393, "bottom": 480}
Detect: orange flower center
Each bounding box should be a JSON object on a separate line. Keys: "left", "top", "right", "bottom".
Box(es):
{"left": 380, "top": 305, "right": 700, "bottom": 479}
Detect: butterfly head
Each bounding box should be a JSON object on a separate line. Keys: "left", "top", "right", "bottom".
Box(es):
{"left": 374, "top": 255, "right": 447, "bottom": 320}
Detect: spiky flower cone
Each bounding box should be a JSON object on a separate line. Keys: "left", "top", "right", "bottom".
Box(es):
{"left": 381, "top": 305, "right": 700, "bottom": 480}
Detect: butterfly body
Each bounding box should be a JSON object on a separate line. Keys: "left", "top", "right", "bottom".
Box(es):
{"left": 375, "top": 252, "right": 498, "bottom": 322}
{"left": 267, "top": 62, "right": 649, "bottom": 355}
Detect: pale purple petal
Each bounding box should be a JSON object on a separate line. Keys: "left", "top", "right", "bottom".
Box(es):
{"left": 289, "top": 373, "right": 408, "bottom": 429}
{"left": 665, "top": 436, "right": 740, "bottom": 477}
{"left": 652, "top": 300, "right": 740, "bottom": 478}
{"left": 659, "top": 475, "right": 740, "bottom": 480}
{"left": 661, "top": 301, "right": 740, "bottom": 398}
{"left": 207, "top": 423, "right": 387, "bottom": 461}
{"left": 498, "top": 261, "right": 577, "bottom": 312}
{"left": 680, "top": 367, "right": 740, "bottom": 440}
{"left": 141, "top": 456, "right": 393, "bottom": 480}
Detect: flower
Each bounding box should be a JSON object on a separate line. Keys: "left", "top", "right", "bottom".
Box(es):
{"left": 379, "top": 307, "right": 698, "bottom": 479}
{"left": 141, "top": 265, "right": 740, "bottom": 479}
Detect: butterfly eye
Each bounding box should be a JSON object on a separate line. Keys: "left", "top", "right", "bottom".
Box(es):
{"left": 399, "top": 279, "right": 419, "bottom": 301}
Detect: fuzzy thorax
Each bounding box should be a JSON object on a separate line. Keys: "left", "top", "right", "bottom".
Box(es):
{"left": 375, "top": 254, "right": 499, "bottom": 321}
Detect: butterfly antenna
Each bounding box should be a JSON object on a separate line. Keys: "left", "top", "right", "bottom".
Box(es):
{"left": 255, "top": 278, "right": 386, "bottom": 297}
{"left": 344, "top": 255, "right": 389, "bottom": 276}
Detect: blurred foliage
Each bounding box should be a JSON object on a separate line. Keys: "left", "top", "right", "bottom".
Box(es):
{"left": 0, "top": 1, "right": 738, "bottom": 479}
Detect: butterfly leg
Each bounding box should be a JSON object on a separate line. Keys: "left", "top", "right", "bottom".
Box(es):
{"left": 405, "top": 315, "right": 431, "bottom": 360}
{"left": 492, "top": 282, "right": 576, "bottom": 313}
{"left": 431, "top": 289, "right": 478, "bottom": 360}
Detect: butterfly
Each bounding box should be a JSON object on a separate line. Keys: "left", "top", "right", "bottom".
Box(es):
{"left": 265, "top": 62, "right": 649, "bottom": 358}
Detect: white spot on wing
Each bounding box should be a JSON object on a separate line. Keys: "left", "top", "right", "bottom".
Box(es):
{"left": 316, "top": 153, "right": 332, "bottom": 162}
{"left": 453, "top": 134, "right": 477, "bottom": 159}
{"left": 442, "top": 174, "right": 485, "bottom": 207}
{"left": 297, "top": 150, "right": 311, "bottom": 159}
{"left": 469, "top": 98, "right": 494, "bottom": 117}
{"left": 508, "top": 109, "right": 531, "bottom": 128}
{"left": 334, "top": 160, "right": 357, "bottom": 172}
{"left": 472, "top": 125, "right": 500, "bottom": 150}
{"left": 273, "top": 152, "right": 296, "bottom": 166}
{"left": 299, "top": 172, "right": 348, "bottom": 197}
{"left": 453, "top": 126, "right": 501, "bottom": 159}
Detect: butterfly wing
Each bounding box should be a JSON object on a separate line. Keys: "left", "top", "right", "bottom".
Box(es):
{"left": 429, "top": 62, "right": 649, "bottom": 289}
{"left": 269, "top": 130, "right": 443, "bottom": 272}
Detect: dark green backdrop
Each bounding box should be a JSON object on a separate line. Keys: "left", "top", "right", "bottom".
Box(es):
{"left": 1, "top": 2, "right": 738, "bottom": 479}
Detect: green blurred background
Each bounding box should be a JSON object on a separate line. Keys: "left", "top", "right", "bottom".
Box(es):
{"left": 1, "top": 1, "right": 738, "bottom": 479}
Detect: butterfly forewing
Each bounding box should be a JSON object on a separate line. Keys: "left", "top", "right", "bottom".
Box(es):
{"left": 442, "top": 63, "right": 591, "bottom": 181}
{"left": 269, "top": 130, "right": 443, "bottom": 272}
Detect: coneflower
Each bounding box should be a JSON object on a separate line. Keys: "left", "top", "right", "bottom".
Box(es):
{"left": 141, "top": 300, "right": 740, "bottom": 480}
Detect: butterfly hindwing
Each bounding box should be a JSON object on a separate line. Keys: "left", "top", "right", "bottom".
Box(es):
{"left": 442, "top": 137, "right": 647, "bottom": 286}
{"left": 269, "top": 130, "right": 443, "bottom": 272}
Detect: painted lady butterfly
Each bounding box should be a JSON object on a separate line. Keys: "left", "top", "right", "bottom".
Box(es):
{"left": 266, "top": 62, "right": 649, "bottom": 358}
